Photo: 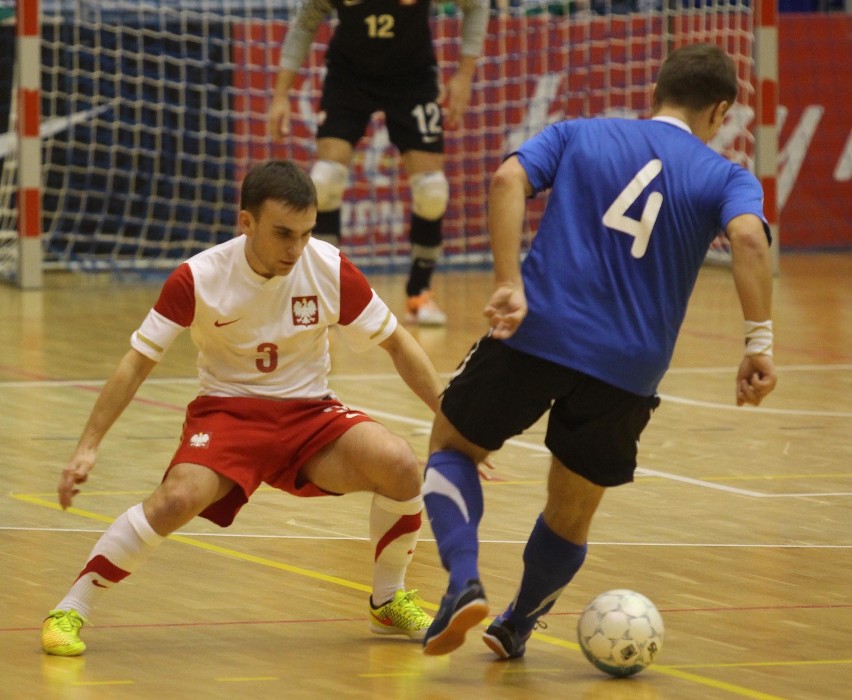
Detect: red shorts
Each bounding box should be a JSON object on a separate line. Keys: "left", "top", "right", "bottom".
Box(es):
{"left": 168, "top": 395, "right": 374, "bottom": 527}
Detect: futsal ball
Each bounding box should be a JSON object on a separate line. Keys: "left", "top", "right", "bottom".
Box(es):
{"left": 577, "top": 589, "right": 664, "bottom": 677}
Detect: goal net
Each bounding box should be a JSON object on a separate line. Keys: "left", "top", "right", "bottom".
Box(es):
{"left": 0, "top": 0, "right": 761, "bottom": 280}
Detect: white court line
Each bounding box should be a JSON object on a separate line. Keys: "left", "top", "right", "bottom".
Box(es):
{"left": 635, "top": 467, "right": 852, "bottom": 498}
{"left": 664, "top": 363, "right": 852, "bottom": 374}
{"left": 3, "top": 368, "right": 852, "bottom": 418}
{"left": 3, "top": 527, "right": 850, "bottom": 548}
{"left": 658, "top": 393, "right": 852, "bottom": 418}
{"left": 3, "top": 369, "right": 851, "bottom": 499}
{"left": 353, "top": 406, "right": 852, "bottom": 499}
{"left": 0, "top": 376, "right": 403, "bottom": 389}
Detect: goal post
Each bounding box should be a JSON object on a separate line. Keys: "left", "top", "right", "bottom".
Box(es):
{"left": 1, "top": 0, "right": 44, "bottom": 289}
{"left": 754, "top": 0, "right": 780, "bottom": 275}
{"left": 0, "top": 0, "right": 777, "bottom": 284}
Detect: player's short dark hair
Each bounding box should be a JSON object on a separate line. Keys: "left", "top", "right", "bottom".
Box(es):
{"left": 654, "top": 43, "right": 738, "bottom": 112}
{"left": 240, "top": 160, "right": 318, "bottom": 216}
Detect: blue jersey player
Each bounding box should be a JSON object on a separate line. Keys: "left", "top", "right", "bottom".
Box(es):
{"left": 420, "top": 43, "right": 777, "bottom": 657}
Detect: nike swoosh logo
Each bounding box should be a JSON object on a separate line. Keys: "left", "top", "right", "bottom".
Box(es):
{"left": 0, "top": 103, "right": 114, "bottom": 159}
{"left": 422, "top": 135, "right": 441, "bottom": 144}
{"left": 214, "top": 318, "right": 241, "bottom": 327}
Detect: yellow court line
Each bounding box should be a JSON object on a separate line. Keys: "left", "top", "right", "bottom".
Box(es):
{"left": 16, "top": 490, "right": 153, "bottom": 499}
{"left": 12, "top": 493, "right": 377, "bottom": 598}
{"left": 484, "top": 479, "right": 545, "bottom": 486}
{"left": 358, "top": 672, "right": 422, "bottom": 679}
{"left": 12, "top": 494, "right": 117, "bottom": 526}
{"left": 531, "top": 632, "right": 787, "bottom": 700}
{"left": 670, "top": 659, "right": 852, "bottom": 669}
{"left": 166, "top": 531, "right": 375, "bottom": 596}
{"left": 71, "top": 680, "right": 135, "bottom": 686}
{"left": 16, "top": 492, "right": 789, "bottom": 700}
{"left": 651, "top": 667, "right": 787, "bottom": 699}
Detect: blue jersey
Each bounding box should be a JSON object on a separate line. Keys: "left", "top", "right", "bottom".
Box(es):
{"left": 504, "top": 117, "right": 769, "bottom": 396}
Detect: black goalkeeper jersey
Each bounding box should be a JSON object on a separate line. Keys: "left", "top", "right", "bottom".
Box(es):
{"left": 325, "top": 0, "right": 436, "bottom": 77}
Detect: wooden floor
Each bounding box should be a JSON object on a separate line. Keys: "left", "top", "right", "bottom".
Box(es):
{"left": 1, "top": 253, "right": 851, "bottom": 700}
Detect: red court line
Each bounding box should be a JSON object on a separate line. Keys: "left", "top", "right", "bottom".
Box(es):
{"left": 546, "top": 601, "right": 852, "bottom": 619}
{"left": 1, "top": 616, "right": 365, "bottom": 634}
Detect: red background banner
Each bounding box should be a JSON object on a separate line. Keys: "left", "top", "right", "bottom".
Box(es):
{"left": 778, "top": 14, "right": 851, "bottom": 248}
{"left": 232, "top": 13, "right": 850, "bottom": 255}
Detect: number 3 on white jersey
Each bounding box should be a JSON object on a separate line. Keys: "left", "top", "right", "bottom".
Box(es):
{"left": 602, "top": 159, "right": 663, "bottom": 259}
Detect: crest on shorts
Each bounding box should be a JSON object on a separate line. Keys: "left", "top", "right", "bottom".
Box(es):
{"left": 292, "top": 296, "right": 319, "bottom": 326}
{"left": 189, "top": 432, "right": 210, "bottom": 448}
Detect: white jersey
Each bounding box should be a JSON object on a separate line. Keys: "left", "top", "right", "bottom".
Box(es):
{"left": 130, "top": 236, "right": 397, "bottom": 399}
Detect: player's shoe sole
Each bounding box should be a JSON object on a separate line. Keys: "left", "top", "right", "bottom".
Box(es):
{"left": 422, "top": 580, "right": 488, "bottom": 656}
{"left": 482, "top": 616, "right": 530, "bottom": 660}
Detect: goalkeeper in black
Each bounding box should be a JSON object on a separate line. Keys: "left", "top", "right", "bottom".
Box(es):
{"left": 269, "top": 0, "right": 489, "bottom": 326}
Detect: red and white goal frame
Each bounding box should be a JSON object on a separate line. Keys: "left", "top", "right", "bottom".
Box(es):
{"left": 5, "top": 0, "right": 779, "bottom": 289}
{"left": 13, "top": 0, "right": 42, "bottom": 288}
{"left": 755, "top": 0, "right": 780, "bottom": 274}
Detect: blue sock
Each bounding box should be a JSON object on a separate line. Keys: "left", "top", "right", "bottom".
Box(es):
{"left": 422, "top": 450, "right": 483, "bottom": 595}
{"left": 506, "top": 514, "right": 587, "bottom": 636}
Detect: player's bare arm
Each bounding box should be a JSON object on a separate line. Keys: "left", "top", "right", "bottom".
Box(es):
{"left": 443, "top": 55, "right": 477, "bottom": 130}
{"left": 442, "top": 0, "right": 487, "bottom": 128}
{"left": 269, "top": 68, "right": 299, "bottom": 140}
{"left": 484, "top": 155, "right": 532, "bottom": 338}
{"left": 271, "top": 0, "right": 330, "bottom": 140}
{"left": 59, "top": 348, "right": 157, "bottom": 509}
{"left": 727, "top": 213, "right": 777, "bottom": 406}
{"left": 379, "top": 325, "right": 444, "bottom": 414}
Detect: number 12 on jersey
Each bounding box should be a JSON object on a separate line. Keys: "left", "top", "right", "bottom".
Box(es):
{"left": 602, "top": 159, "right": 663, "bottom": 259}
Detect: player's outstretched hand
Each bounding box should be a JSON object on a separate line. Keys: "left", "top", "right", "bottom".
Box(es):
{"left": 736, "top": 354, "right": 777, "bottom": 406}
{"left": 484, "top": 284, "right": 527, "bottom": 339}
{"left": 59, "top": 449, "right": 97, "bottom": 509}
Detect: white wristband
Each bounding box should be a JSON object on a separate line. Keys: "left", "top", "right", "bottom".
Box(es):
{"left": 744, "top": 320, "right": 773, "bottom": 357}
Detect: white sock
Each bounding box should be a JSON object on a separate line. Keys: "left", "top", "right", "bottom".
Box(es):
{"left": 370, "top": 493, "right": 423, "bottom": 607}
{"left": 55, "top": 503, "right": 164, "bottom": 619}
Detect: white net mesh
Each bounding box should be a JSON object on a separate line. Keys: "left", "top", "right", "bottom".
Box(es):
{"left": 0, "top": 0, "right": 756, "bottom": 279}
{"left": 0, "top": 5, "right": 17, "bottom": 277}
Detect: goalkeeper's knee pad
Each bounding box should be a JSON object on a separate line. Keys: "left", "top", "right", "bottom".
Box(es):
{"left": 410, "top": 171, "right": 449, "bottom": 221}
{"left": 310, "top": 160, "right": 349, "bottom": 211}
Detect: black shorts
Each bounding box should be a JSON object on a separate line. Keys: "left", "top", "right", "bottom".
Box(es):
{"left": 441, "top": 336, "right": 661, "bottom": 487}
{"left": 317, "top": 65, "right": 443, "bottom": 154}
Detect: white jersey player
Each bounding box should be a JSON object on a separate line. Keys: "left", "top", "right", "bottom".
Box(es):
{"left": 42, "top": 160, "right": 444, "bottom": 657}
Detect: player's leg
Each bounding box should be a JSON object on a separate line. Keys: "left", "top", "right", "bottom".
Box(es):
{"left": 420, "top": 411, "right": 491, "bottom": 655}
{"left": 311, "top": 138, "right": 353, "bottom": 247}
{"left": 482, "top": 463, "right": 600, "bottom": 660}
{"left": 299, "top": 420, "right": 432, "bottom": 639}
{"left": 483, "top": 381, "right": 660, "bottom": 660}
{"left": 311, "top": 69, "right": 373, "bottom": 246}
{"left": 42, "top": 464, "right": 235, "bottom": 656}
{"left": 400, "top": 149, "right": 449, "bottom": 325}
{"left": 421, "top": 337, "right": 554, "bottom": 655}
{"left": 384, "top": 68, "right": 449, "bottom": 325}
